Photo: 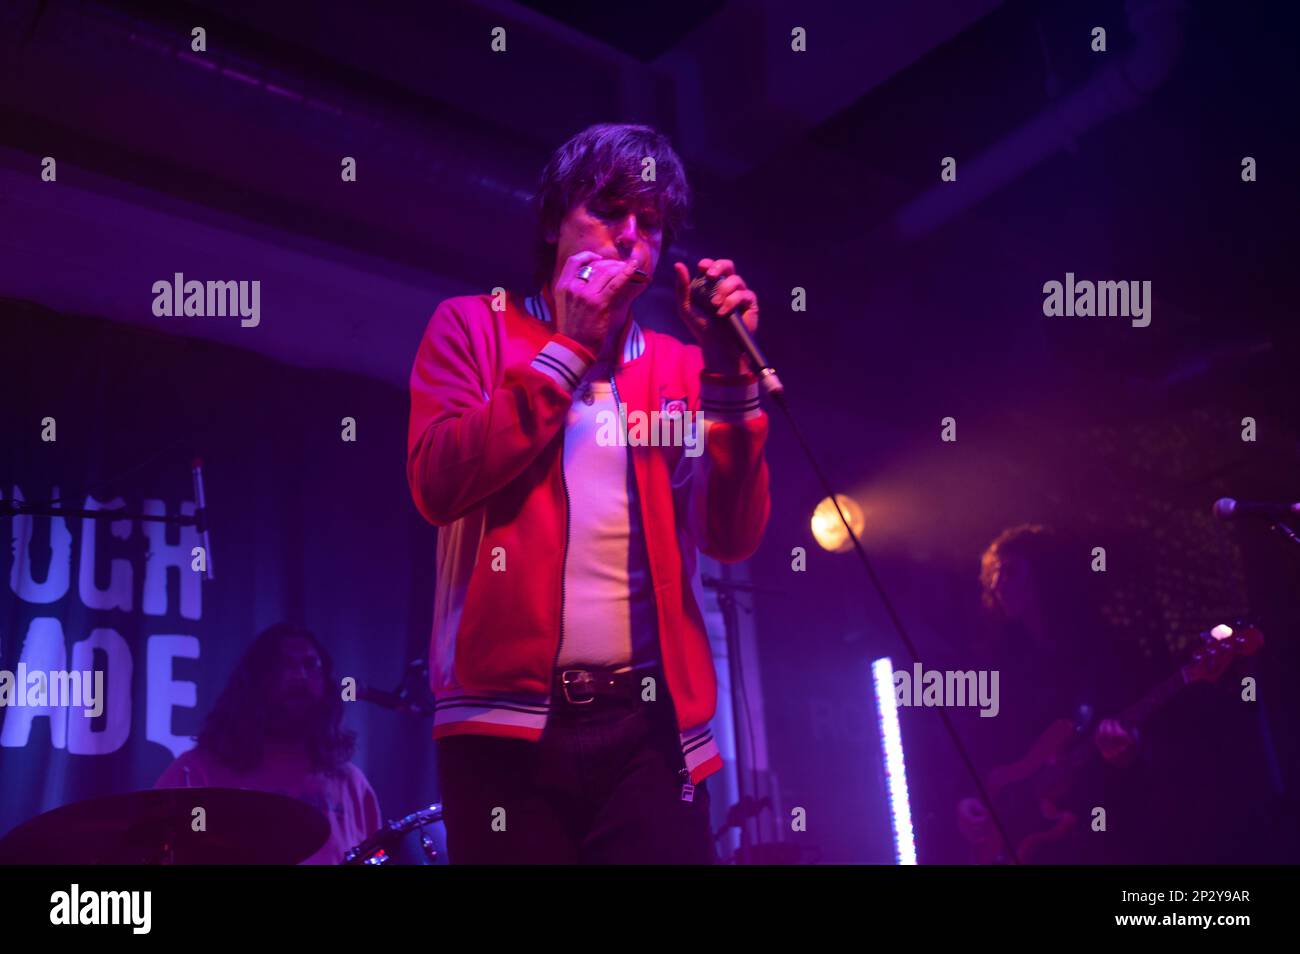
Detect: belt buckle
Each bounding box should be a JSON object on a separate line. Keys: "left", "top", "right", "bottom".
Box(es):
{"left": 560, "top": 669, "right": 596, "bottom": 705}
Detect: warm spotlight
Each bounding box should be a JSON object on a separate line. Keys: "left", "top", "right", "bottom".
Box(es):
{"left": 811, "top": 494, "right": 865, "bottom": 553}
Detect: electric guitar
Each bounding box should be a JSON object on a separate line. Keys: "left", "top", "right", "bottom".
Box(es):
{"left": 965, "top": 622, "right": 1264, "bottom": 864}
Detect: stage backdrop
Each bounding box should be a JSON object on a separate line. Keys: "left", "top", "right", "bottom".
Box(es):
{"left": 0, "top": 300, "right": 440, "bottom": 843}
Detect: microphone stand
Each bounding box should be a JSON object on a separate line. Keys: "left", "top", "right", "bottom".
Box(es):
{"left": 0, "top": 501, "right": 200, "bottom": 525}
{"left": 0, "top": 500, "right": 208, "bottom": 555}
{"left": 357, "top": 659, "right": 435, "bottom": 717}
{"left": 0, "top": 460, "right": 214, "bottom": 579}
{"left": 701, "top": 573, "right": 790, "bottom": 863}
{"left": 739, "top": 352, "right": 1020, "bottom": 864}
{"left": 1268, "top": 520, "right": 1300, "bottom": 549}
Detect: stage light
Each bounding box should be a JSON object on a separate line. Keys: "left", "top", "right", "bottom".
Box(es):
{"left": 811, "top": 494, "right": 865, "bottom": 553}
{"left": 872, "top": 656, "right": 917, "bottom": 865}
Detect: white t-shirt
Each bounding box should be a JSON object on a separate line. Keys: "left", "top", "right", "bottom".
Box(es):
{"left": 557, "top": 363, "right": 660, "bottom": 670}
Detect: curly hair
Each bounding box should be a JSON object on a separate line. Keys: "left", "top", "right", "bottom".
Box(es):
{"left": 196, "top": 622, "right": 355, "bottom": 777}
{"left": 531, "top": 123, "right": 692, "bottom": 287}
{"left": 977, "top": 527, "right": 1076, "bottom": 616}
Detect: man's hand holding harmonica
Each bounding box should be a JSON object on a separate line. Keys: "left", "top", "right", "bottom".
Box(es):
{"left": 553, "top": 249, "right": 645, "bottom": 359}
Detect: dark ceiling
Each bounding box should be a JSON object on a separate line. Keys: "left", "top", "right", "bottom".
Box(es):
{"left": 516, "top": 0, "right": 728, "bottom": 60}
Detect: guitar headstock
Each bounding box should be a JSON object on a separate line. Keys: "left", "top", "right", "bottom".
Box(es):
{"left": 1183, "top": 622, "right": 1264, "bottom": 685}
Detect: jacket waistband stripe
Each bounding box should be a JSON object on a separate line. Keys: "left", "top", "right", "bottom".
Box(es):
{"left": 433, "top": 705, "right": 548, "bottom": 730}
{"left": 680, "top": 728, "right": 712, "bottom": 747}
{"left": 682, "top": 735, "right": 715, "bottom": 757}
{"left": 435, "top": 694, "right": 551, "bottom": 710}
{"left": 435, "top": 702, "right": 552, "bottom": 717}
{"left": 682, "top": 734, "right": 722, "bottom": 782}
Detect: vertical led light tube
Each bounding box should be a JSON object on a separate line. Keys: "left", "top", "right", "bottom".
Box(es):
{"left": 872, "top": 656, "right": 917, "bottom": 865}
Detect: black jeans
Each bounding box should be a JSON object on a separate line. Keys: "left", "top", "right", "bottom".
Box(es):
{"left": 436, "top": 692, "right": 715, "bottom": 864}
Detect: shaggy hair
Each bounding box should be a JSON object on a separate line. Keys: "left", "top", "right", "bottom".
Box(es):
{"left": 531, "top": 123, "right": 692, "bottom": 287}
{"left": 196, "top": 622, "right": 354, "bottom": 777}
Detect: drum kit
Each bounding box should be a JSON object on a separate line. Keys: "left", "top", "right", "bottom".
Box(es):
{"left": 0, "top": 661, "right": 448, "bottom": 865}
{"left": 0, "top": 788, "right": 329, "bottom": 864}
{"left": 341, "top": 803, "right": 446, "bottom": 865}
{"left": 0, "top": 789, "right": 446, "bottom": 865}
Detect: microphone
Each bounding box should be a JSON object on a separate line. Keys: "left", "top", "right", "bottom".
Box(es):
{"left": 689, "top": 273, "right": 785, "bottom": 402}
{"left": 191, "top": 458, "right": 214, "bottom": 581}
{"left": 357, "top": 685, "right": 435, "bottom": 717}
{"left": 1212, "top": 497, "right": 1300, "bottom": 523}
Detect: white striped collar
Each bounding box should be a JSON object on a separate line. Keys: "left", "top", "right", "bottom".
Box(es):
{"left": 523, "top": 290, "right": 645, "bottom": 366}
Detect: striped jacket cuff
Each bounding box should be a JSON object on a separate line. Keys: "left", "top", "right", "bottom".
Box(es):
{"left": 531, "top": 334, "right": 596, "bottom": 394}
{"left": 700, "top": 370, "right": 761, "bottom": 422}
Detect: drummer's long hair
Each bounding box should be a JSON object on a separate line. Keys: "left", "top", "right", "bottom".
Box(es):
{"left": 197, "top": 622, "right": 356, "bottom": 776}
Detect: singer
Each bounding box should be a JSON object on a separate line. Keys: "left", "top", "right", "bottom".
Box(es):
{"left": 406, "top": 123, "right": 771, "bottom": 864}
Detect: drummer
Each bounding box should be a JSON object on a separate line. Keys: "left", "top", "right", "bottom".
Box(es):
{"left": 155, "top": 623, "right": 381, "bottom": 864}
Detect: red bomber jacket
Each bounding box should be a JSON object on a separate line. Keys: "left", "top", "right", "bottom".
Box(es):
{"left": 406, "top": 287, "right": 771, "bottom": 783}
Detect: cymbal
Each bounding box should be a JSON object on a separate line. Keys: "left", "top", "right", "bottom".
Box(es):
{"left": 0, "top": 788, "right": 331, "bottom": 865}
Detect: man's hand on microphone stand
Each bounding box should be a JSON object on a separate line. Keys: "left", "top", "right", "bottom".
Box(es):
{"left": 673, "top": 258, "right": 759, "bottom": 376}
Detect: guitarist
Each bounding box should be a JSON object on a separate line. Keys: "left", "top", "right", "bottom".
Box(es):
{"left": 956, "top": 524, "right": 1146, "bottom": 863}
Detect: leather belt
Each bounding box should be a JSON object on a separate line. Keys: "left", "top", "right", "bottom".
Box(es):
{"left": 553, "top": 665, "right": 658, "bottom": 707}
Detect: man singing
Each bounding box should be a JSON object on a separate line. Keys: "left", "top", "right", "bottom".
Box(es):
{"left": 406, "top": 123, "right": 771, "bottom": 863}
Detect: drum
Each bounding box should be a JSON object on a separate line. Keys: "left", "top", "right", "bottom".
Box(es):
{"left": 342, "top": 803, "right": 447, "bottom": 865}
{"left": 0, "top": 788, "right": 330, "bottom": 865}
